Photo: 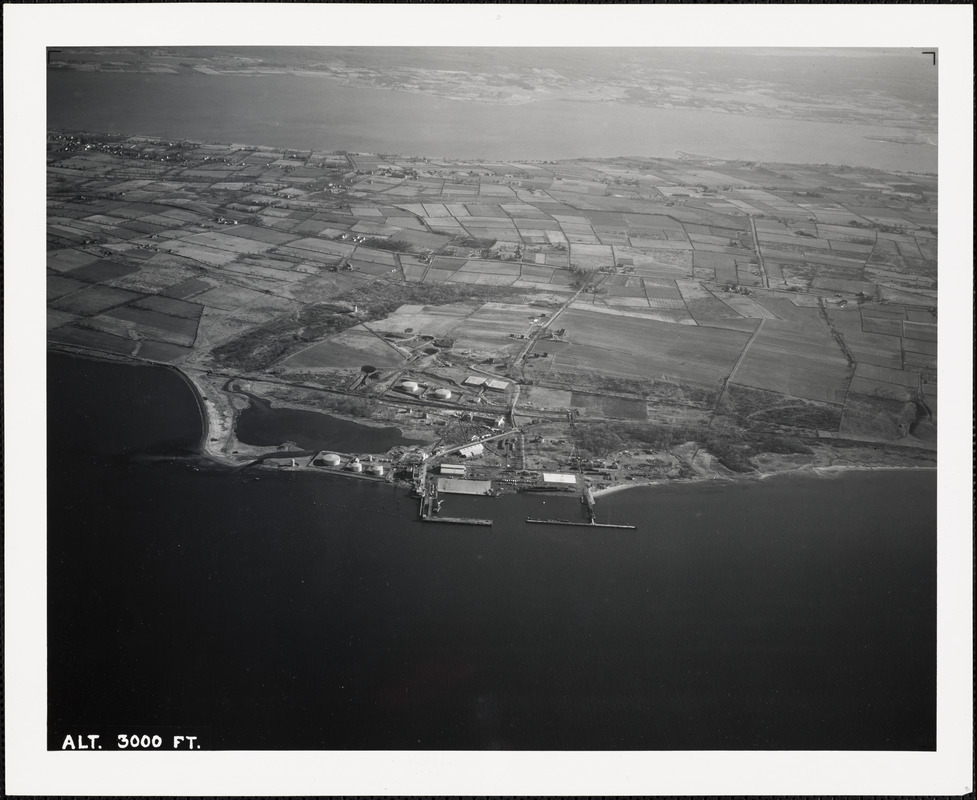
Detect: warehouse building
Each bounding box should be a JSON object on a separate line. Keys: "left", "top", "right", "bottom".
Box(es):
{"left": 440, "top": 463, "right": 467, "bottom": 476}
{"left": 436, "top": 477, "right": 493, "bottom": 495}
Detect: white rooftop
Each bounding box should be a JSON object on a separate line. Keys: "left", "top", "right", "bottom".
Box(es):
{"left": 542, "top": 472, "right": 577, "bottom": 484}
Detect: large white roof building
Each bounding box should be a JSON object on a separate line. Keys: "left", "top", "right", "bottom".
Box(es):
{"left": 459, "top": 443, "right": 485, "bottom": 458}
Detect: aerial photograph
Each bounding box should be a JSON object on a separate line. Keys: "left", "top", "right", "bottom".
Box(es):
{"left": 5, "top": 4, "right": 972, "bottom": 796}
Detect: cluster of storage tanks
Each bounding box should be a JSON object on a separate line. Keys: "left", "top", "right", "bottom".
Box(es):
{"left": 398, "top": 380, "right": 452, "bottom": 401}
{"left": 319, "top": 453, "right": 384, "bottom": 476}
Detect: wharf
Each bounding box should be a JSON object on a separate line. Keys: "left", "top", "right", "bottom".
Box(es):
{"left": 418, "top": 483, "right": 493, "bottom": 526}
{"left": 526, "top": 517, "right": 637, "bottom": 530}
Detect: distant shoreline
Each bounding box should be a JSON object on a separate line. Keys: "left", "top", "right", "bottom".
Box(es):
{"left": 46, "top": 65, "right": 939, "bottom": 173}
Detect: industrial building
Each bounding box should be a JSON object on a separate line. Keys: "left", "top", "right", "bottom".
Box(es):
{"left": 542, "top": 472, "right": 577, "bottom": 485}
{"left": 440, "top": 463, "right": 466, "bottom": 476}
{"left": 459, "top": 443, "right": 485, "bottom": 458}
{"left": 462, "top": 375, "right": 486, "bottom": 388}
{"left": 485, "top": 378, "right": 509, "bottom": 392}
{"left": 436, "top": 477, "right": 493, "bottom": 496}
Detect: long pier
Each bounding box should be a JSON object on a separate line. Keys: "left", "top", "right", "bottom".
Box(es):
{"left": 582, "top": 486, "right": 596, "bottom": 521}
{"left": 422, "top": 515, "right": 493, "bottom": 527}
{"left": 526, "top": 518, "right": 637, "bottom": 530}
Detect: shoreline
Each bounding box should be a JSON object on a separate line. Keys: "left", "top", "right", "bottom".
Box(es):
{"left": 49, "top": 347, "right": 939, "bottom": 494}
{"left": 590, "top": 463, "right": 938, "bottom": 500}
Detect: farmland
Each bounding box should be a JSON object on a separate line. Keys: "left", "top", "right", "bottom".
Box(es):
{"left": 47, "top": 130, "right": 938, "bottom": 477}
{"left": 533, "top": 308, "right": 750, "bottom": 388}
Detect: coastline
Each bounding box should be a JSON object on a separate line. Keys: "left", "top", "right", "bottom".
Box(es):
{"left": 49, "top": 347, "right": 939, "bottom": 494}
{"left": 590, "top": 463, "right": 938, "bottom": 500}
{"left": 180, "top": 367, "right": 433, "bottom": 476}
{"left": 180, "top": 368, "right": 251, "bottom": 467}
{"left": 170, "top": 367, "right": 210, "bottom": 455}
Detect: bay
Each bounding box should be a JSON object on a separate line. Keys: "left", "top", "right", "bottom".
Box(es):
{"left": 47, "top": 353, "right": 936, "bottom": 750}
{"left": 47, "top": 71, "right": 936, "bottom": 172}
{"left": 235, "top": 393, "right": 425, "bottom": 453}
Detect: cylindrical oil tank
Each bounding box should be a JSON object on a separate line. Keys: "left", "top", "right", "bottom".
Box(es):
{"left": 433, "top": 388, "right": 452, "bottom": 400}
{"left": 400, "top": 380, "right": 419, "bottom": 392}
{"left": 369, "top": 464, "right": 384, "bottom": 476}
{"left": 322, "top": 453, "right": 341, "bottom": 467}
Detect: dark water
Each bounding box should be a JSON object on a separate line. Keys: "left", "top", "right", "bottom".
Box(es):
{"left": 47, "top": 352, "right": 936, "bottom": 750}
{"left": 236, "top": 393, "right": 425, "bottom": 452}
{"left": 47, "top": 70, "right": 936, "bottom": 172}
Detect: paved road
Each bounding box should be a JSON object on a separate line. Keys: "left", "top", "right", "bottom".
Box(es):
{"left": 709, "top": 317, "right": 766, "bottom": 428}
{"left": 749, "top": 216, "right": 770, "bottom": 288}
{"left": 512, "top": 283, "right": 587, "bottom": 370}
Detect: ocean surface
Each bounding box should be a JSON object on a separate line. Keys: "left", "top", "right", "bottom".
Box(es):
{"left": 47, "top": 352, "right": 936, "bottom": 750}
{"left": 47, "top": 71, "right": 936, "bottom": 172}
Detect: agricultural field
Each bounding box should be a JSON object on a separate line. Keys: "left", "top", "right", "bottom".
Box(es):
{"left": 450, "top": 303, "right": 543, "bottom": 358}
{"left": 282, "top": 327, "right": 408, "bottom": 370}
{"left": 729, "top": 317, "right": 851, "bottom": 404}
{"left": 46, "top": 131, "right": 937, "bottom": 455}
{"left": 533, "top": 307, "right": 750, "bottom": 389}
